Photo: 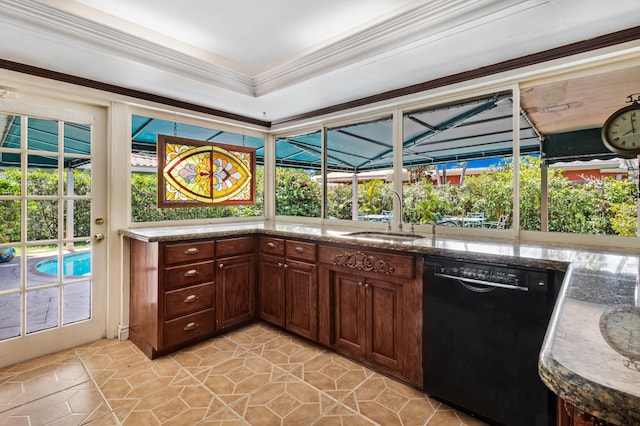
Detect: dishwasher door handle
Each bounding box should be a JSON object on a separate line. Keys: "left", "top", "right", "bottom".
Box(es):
{"left": 433, "top": 272, "right": 528, "bottom": 291}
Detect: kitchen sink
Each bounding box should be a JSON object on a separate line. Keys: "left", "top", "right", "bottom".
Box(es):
{"left": 343, "top": 231, "right": 426, "bottom": 241}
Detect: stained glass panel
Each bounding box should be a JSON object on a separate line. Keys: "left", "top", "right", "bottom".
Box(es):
{"left": 157, "top": 135, "right": 255, "bottom": 207}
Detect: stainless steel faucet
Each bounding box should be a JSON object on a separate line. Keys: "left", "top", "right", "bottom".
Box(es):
{"left": 390, "top": 190, "right": 403, "bottom": 231}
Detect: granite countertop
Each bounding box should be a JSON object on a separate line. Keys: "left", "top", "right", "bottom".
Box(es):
{"left": 120, "top": 220, "right": 640, "bottom": 425}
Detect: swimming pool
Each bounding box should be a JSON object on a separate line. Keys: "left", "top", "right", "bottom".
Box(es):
{"left": 36, "top": 251, "right": 91, "bottom": 276}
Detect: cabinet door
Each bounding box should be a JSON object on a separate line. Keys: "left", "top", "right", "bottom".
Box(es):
{"left": 366, "top": 278, "right": 403, "bottom": 372}
{"left": 216, "top": 253, "right": 256, "bottom": 330}
{"left": 332, "top": 271, "right": 366, "bottom": 357}
{"left": 285, "top": 259, "right": 317, "bottom": 341}
{"left": 258, "top": 254, "right": 285, "bottom": 327}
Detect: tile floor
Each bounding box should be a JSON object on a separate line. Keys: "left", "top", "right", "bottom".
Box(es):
{"left": 0, "top": 322, "right": 488, "bottom": 425}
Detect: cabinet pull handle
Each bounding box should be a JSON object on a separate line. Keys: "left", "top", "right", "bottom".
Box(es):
{"left": 184, "top": 269, "right": 198, "bottom": 277}
{"left": 219, "top": 263, "right": 224, "bottom": 269}
{"left": 184, "top": 295, "right": 199, "bottom": 303}
{"left": 294, "top": 246, "right": 304, "bottom": 253}
{"left": 183, "top": 322, "right": 198, "bottom": 331}
{"left": 184, "top": 248, "right": 199, "bottom": 255}
{"left": 267, "top": 242, "right": 276, "bottom": 248}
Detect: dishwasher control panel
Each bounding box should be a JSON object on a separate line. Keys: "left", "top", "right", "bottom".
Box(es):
{"left": 434, "top": 260, "right": 548, "bottom": 289}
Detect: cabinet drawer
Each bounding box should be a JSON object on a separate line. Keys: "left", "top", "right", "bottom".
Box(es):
{"left": 164, "top": 241, "right": 214, "bottom": 265}
{"left": 318, "top": 246, "right": 414, "bottom": 279}
{"left": 163, "top": 308, "right": 215, "bottom": 347}
{"left": 260, "top": 237, "right": 285, "bottom": 256}
{"left": 286, "top": 240, "right": 316, "bottom": 262}
{"left": 164, "top": 260, "right": 214, "bottom": 290}
{"left": 164, "top": 282, "right": 215, "bottom": 319}
{"left": 216, "top": 237, "right": 255, "bottom": 258}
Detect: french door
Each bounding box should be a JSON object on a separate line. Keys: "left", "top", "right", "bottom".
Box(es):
{"left": 0, "top": 102, "right": 107, "bottom": 367}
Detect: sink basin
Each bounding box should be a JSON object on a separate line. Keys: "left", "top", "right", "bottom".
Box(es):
{"left": 343, "top": 231, "right": 426, "bottom": 241}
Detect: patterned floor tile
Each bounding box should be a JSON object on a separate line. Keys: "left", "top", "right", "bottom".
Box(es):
{"left": 172, "top": 335, "right": 251, "bottom": 374}
{"left": 224, "top": 322, "right": 286, "bottom": 350}
{"left": 311, "top": 402, "right": 378, "bottom": 426}
{"left": 0, "top": 381, "right": 109, "bottom": 426}
{"left": 291, "top": 352, "right": 374, "bottom": 401}
{"left": 341, "top": 372, "right": 437, "bottom": 426}
{"left": 110, "top": 375, "right": 226, "bottom": 426}
{"left": 230, "top": 373, "right": 339, "bottom": 425}
{"left": 251, "top": 333, "right": 326, "bottom": 371}
{"left": 194, "top": 352, "right": 289, "bottom": 405}
{"left": 0, "top": 356, "right": 91, "bottom": 411}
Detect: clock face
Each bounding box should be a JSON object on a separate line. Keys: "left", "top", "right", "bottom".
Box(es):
{"left": 601, "top": 103, "right": 640, "bottom": 155}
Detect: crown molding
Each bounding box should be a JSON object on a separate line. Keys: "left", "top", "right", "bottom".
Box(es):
{"left": 0, "top": 0, "right": 547, "bottom": 98}
{"left": 0, "top": 0, "right": 256, "bottom": 95}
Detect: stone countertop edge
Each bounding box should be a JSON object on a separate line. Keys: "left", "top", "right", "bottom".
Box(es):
{"left": 120, "top": 221, "right": 640, "bottom": 425}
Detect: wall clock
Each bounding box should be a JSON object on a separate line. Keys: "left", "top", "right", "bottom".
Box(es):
{"left": 601, "top": 95, "right": 640, "bottom": 155}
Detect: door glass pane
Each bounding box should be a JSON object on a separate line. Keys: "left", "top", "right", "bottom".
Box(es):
{"left": 63, "top": 281, "right": 90, "bottom": 324}
{"left": 0, "top": 293, "right": 20, "bottom": 340}
{"left": 0, "top": 168, "right": 20, "bottom": 195}
{"left": 27, "top": 200, "right": 59, "bottom": 241}
{"left": 26, "top": 160, "right": 59, "bottom": 196}
{"left": 1, "top": 114, "right": 21, "bottom": 148}
{"left": 27, "top": 244, "right": 59, "bottom": 288}
{"left": 0, "top": 244, "right": 20, "bottom": 291}
{"left": 64, "top": 199, "right": 91, "bottom": 239}
{"left": 64, "top": 164, "right": 91, "bottom": 196}
{"left": 28, "top": 117, "right": 58, "bottom": 152}
{"left": 61, "top": 250, "right": 91, "bottom": 281}
{"left": 64, "top": 122, "right": 91, "bottom": 155}
{"left": 0, "top": 200, "right": 21, "bottom": 243}
{"left": 26, "top": 287, "right": 58, "bottom": 334}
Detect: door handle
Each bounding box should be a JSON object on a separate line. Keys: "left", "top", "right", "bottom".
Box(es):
{"left": 94, "top": 233, "right": 105, "bottom": 243}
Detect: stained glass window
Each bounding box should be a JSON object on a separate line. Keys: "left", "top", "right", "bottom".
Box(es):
{"left": 157, "top": 135, "right": 256, "bottom": 207}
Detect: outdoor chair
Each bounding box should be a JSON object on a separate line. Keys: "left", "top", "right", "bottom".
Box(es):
{"left": 485, "top": 214, "right": 509, "bottom": 229}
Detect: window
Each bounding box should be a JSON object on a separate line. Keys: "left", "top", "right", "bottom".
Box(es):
{"left": 130, "top": 115, "right": 264, "bottom": 223}
{"left": 274, "top": 131, "right": 322, "bottom": 217}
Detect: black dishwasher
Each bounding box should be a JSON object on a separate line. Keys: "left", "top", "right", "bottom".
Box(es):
{"left": 423, "top": 257, "right": 556, "bottom": 426}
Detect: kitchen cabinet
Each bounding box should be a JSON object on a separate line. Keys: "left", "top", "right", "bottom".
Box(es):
{"left": 127, "top": 236, "right": 256, "bottom": 359}
{"left": 557, "top": 397, "right": 614, "bottom": 426}
{"left": 318, "top": 245, "right": 423, "bottom": 386}
{"left": 215, "top": 237, "right": 256, "bottom": 331}
{"left": 258, "top": 237, "right": 318, "bottom": 341}
{"left": 129, "top": 238, "right": 216, "bottom": 359}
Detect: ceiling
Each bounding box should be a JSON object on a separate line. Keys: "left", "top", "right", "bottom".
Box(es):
{"left": 1, "top": 0, "right": 640, "bottom": 128}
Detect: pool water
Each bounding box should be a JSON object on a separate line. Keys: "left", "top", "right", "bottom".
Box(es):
{"left": 36, "top": 251, "right": 91, "bottom": 276}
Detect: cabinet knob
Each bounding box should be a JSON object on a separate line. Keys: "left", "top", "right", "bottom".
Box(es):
{"left": 364, "top": 283, "right": 369, "bottom": 288}
{"left": 184, "top": 295, "right": 199, "bottom": 303}
{"left": 184, "top": 248, "right": 199, "bottom": 255}
{"left": 183, "top": 322, "right": 198, "bottom": 331}
{"left": 219, "top": 263, "right": 224, "bottom": 269}
{"left": 267, "top": 242, "right": 276, "bottom": 248}
{"left": 278, "top": 262, "right": 283, "bottom": 268}
{"left": 283, "top": 264, "right": 288, "bottom": 269}
{"left": 184, "top": 269, "right": 198, "bottom": 277}
{"left": 294, "top": 246, "right": 304, "bottom": 253}
{"left": 358, "top": 281, "right": 363, "bottom": 286}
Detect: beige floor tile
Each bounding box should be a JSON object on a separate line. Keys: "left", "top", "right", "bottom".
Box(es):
{"left": 291, "top": 352, "right": 373, "bottom": 401}
{"left": 110, "top": 375, "right": 226, "bottom": 425}
{"left": 224, "top": 322, "right": 287, "bottom": 350}
{"left": 230, "top": 373, "right": 339, "bottom": 425}
{"left": 341, "top": 372, "right": 437, "bottom": 426}
{"left": 172, "top": 335, "right": 251, "bottom": 374}
{"left": 0, "top": 356, "right": 91, "bottom": 410}
{"left": 0, "top": 382, "right": 109, "bottom": 426}
{"left": 251, "top": 333, "right": 326, "bottom": 371}
{"left": 195, "top": 352, "right": 289, "bottom": 405}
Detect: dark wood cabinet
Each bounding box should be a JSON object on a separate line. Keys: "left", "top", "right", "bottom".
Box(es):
{"left": 331, "top": 270, "right": 403, "bottom": 373}
{"left": 215, "top": 237, "right": 256, "bottom": 331}
{"left": 319, "top": 245, "right": 422, "bottom": 387}
{"left": 129, "top": 238, "right": 216, "bottom": 359}
{"left": 258, "top": 237, "right": 318, "bottom": 341}
{"left": 128, "top": 236, "right": 256, "bottom": 359}
{"left": 557, "top": 396, "right": 615, "bottom": 426}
